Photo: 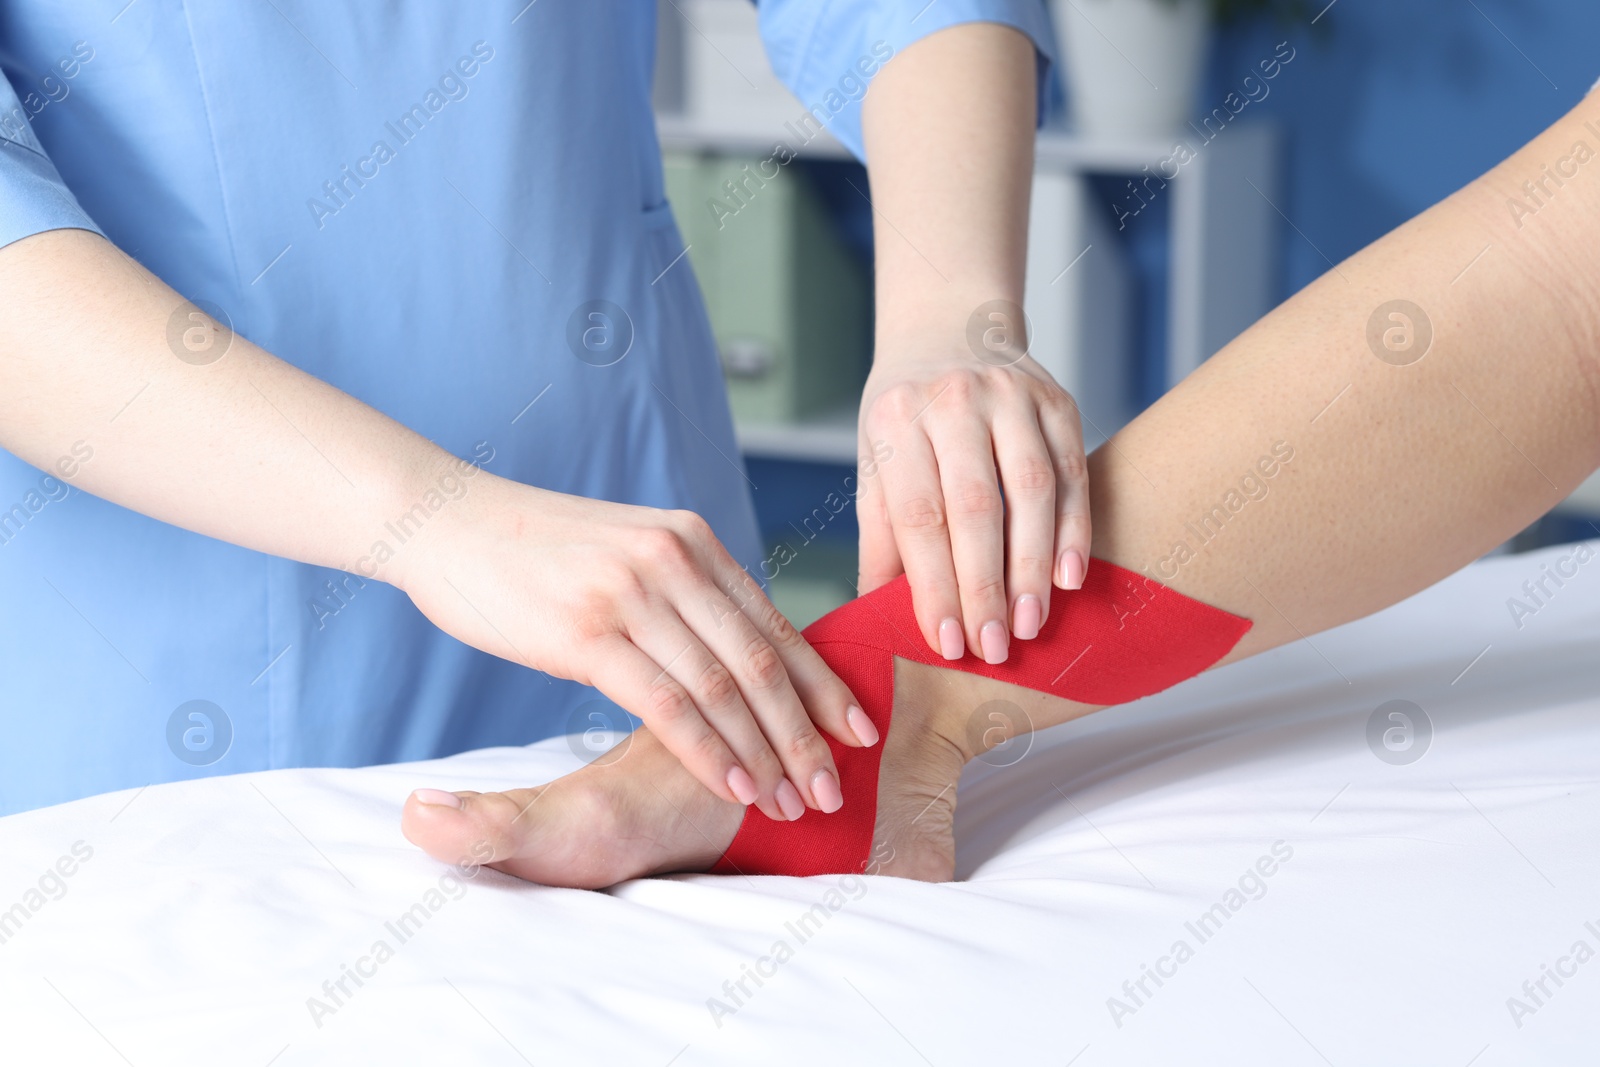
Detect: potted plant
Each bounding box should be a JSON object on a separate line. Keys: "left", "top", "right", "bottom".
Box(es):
{"left": 1053, "top": 0, "right": 1323, "bottom": 139}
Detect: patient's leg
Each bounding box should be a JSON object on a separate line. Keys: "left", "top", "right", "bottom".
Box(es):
{"left": 404, "top": 92, "right": 1600, "bottom": 886}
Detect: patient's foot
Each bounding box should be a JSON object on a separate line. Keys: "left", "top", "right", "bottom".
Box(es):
{"left": 402, "top": 657, "right": 992, "bottom": 888}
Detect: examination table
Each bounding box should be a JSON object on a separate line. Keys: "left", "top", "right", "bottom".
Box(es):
{"left": 3, "top": 542, "right": 1598, "bottom": 1064}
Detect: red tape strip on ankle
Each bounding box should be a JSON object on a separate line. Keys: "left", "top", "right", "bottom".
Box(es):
{"left": 709, "top": 559, "right": 1251, "bottom": 878}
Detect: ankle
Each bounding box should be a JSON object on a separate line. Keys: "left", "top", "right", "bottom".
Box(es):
{"left": 892, "top": 656, "right": 1008, "bottom": 766}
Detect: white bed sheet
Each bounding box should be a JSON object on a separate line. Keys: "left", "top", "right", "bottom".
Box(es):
{"left": 3, "top": 542, "right": 1600, "bottom": 1065}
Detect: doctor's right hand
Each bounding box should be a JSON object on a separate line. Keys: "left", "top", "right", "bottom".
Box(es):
{"left": 392, "top": 469, "right": 875, "bottom": 823}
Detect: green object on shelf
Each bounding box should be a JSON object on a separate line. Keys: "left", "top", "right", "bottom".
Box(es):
{"left": 762, "top": 538, "right": 857, "bottom": 631}
{"left": 663, "top": 153, "right": 869, "bottom": 424}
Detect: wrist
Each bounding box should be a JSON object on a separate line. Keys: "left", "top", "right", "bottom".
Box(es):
{"left": 363, "top": 443, "right": 520, "bottom": 594}
{"left": 873, "top": 285, "right": 1027, "bottom": 367}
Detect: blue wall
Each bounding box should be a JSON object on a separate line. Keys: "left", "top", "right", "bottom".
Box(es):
{"left": 1209, "top": 0, "right": 1600, "bottom": 297}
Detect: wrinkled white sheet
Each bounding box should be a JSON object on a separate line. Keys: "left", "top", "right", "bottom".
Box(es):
{"left": 3, "top": 542, "right": 1599, "bottom": 1065}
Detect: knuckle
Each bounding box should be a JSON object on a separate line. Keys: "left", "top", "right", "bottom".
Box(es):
{"left": 741, "top": 588, "right": 800, "bottom": 644}
{"left": 570, "top": 611, "right": 615, "bottom": 644}
{"left": 938, "top": 369, "right": 979, "bottom": 402}
{"left": 1055, "top": 449, "right": 1088, "bottom": 484}
{"left": 670, "top": 509, "right": 713, "bottom": 543}
{"left": 896, "top": 495, "right": 947, "bottom": 531}
{"left": 645, "top": 680, "right": 694, "bottom": 726}
{"left": 568, "top": 590, "right": 622, "bottom": 641}
{"left": 1012, "top": 553, "right": 1055, "bottom": 579}
{"left": 740, "top": 637, "right": 786, "bottom": 691}
{"left": 780, "top": 729, "right": 827, "bottom": 767}
{"left": 744, "top": 745, "right": 786, "bottom": 787}
{"left": 967, "top": 575, "right": 1008, "bottom": 605}
{"left": 1043, "top": 383, "right": 1080, "bottom": 412}
{"left": 696, "top": 659, "right": 741, "bottom": 708}
{"left": 982, "top": 364, "right": 1020, "bottom": 391}
{"left": 763, "top": 606, "right": 801, "bottom": 647}
{"left": 637, "top": 527, "right": 690, "bottom": 568}
{"left": 871, "top": 385, "right": 923, "bottom": 423}
{"left": 1046, "top": 390, "right": 1084, "bottom": 428}
{"left": 949, "top": 482, "right": 1004, "bottom": 521}
{"left": 1009, "top": 458, "right": 1055, "bottom": 495}
{"left": 689, "top": 727, "right": 729, "bottom": 770}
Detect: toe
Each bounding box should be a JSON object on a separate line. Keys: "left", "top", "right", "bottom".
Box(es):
{"left": 402, "top": 786, "right": 540, "bottom": 871}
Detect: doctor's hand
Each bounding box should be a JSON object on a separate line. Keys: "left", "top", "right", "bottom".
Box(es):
{"left": 856, "top": 338, "right": 1091, "bottom": 666}
{"left": 394, "top": 472, "right": 872, "bottom": 823}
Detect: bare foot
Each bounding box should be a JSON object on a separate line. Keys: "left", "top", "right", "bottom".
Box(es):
{"left": 402, "top": 656, "right": 996, "bottom": 887}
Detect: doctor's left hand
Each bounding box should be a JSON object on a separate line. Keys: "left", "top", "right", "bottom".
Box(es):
{"left": 855, "top": 339, "right": 1091, "bottom": 668}
{"left": 393, "top": 471, "right": 872, "bottom": 824}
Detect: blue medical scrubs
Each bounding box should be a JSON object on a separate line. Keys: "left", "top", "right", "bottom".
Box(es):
{"left": 0, "top": 1, "right": 1051, "bottom": 813}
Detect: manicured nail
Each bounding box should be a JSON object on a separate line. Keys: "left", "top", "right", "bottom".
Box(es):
{"left": 810, "top": 770, "right": 844, "bottom": 814}
{"left": 727, "top": 766, "right": 759, "bottom": 806}
{"left": 1058, "top": 550, "right": 1086, "bottom": 590}
{"left": 980, "top": 620, "right": 1009, "bottom": 664}
{"left": 1012, "top": 594, "right": 1042, "bottom": 640}
{"left": 412, "top": 788, "right": 462, "bottom": 810}
{"left": 938, "top": 617, "right": 964, "bottom": 660}
{"left": 846, "top": 705, "right": 880, "bottom": 747}
{"left": 775, "top": 779, "right": 806, "bottom": 821}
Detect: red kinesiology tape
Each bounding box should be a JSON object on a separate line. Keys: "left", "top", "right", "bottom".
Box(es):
{"left": 709, "top": 559, "right": 1252, "bottom": 878}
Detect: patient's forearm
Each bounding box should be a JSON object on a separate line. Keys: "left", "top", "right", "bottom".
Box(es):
{"left": 1096, "top": 93, "right": 1600, "bottom": 662}
{"left": 944, "top": 91, "right": 1600, "bottom": 743}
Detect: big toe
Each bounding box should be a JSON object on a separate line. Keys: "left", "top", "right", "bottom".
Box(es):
{"left": 403, "top": 786, "right": 543, "bottom": 871}
{"left": 400, "top": 732, "right": 743, "bottom": 889}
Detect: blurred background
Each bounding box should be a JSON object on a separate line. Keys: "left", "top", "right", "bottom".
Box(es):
{"left": 655, "top": 0, "right": 1600, "bottom": 627}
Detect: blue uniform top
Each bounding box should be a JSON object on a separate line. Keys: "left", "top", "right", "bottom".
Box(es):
{"left": 0, "top": 0, "right": 1051, "bottom": 814}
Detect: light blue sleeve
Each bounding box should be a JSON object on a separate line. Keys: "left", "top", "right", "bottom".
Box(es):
{"left": 0, "top": 74, "right": 103, "bottom": 251}
{"left": 756, "top": 0, "right": 1056, "bottom": 162}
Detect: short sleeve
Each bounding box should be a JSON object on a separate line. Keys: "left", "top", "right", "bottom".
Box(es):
{"left": 756, "top": 0, "right": 1056, "bottom": 162}
{"left": 0, "top": 73, "right": 103, "bottom": 251}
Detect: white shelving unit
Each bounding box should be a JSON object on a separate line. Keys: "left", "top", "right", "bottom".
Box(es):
{"left": 654, "top": 0, "right": 1283, "bottom": 466}
{"left": 662, "top": 114, "right": 1284, "bottom": 465}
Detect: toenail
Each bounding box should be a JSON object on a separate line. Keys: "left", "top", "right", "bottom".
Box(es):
{"left": 846, "top": 705, "right": 880, "bottom": 747}
{"left": 412, "top": 788, "right": 462, "bottom": 809}
{"left": 727, "top": 766, "right": 760, "bottom": 806}
{"left": 775, "top": 779, "right": 806, "bottom": 821}
{"left": 1013, "top": 594, "right": 1042, "bottom": 640}
{"left": 938, "top": 617, "right": 964, "bottom": 660}
{"left": 810, "top": 770, "right": 844, "bottom": 814}
{"left": 980, "top": 620, "right": 1009, "bottom": 664}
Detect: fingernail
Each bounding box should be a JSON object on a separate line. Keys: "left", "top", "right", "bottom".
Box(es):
{"left": 938, "top": 617, "right": 964, "bottom": 660}
{"left": 775, "top": 779, "right": 806, "bottom": 821}
{"left": 727, "top": 766, "right": 759, "bottom": 806}
{"left": 810, "top": 770, "right": 844, "bottom": 814}
{"left": 1013, "top": 594, "right": 1042, "bottom": 640}
{"left": 980, "top": 620, "right": 1009, "bottom": 664}
{"left": 846, "top": 705, "right": 880, "bottom": 747}
{"left": 412, "top": 788, "right": 462, "bottom": 810}
{"left": 1058, "top": 550, "right": 1086, "bottom": 590}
